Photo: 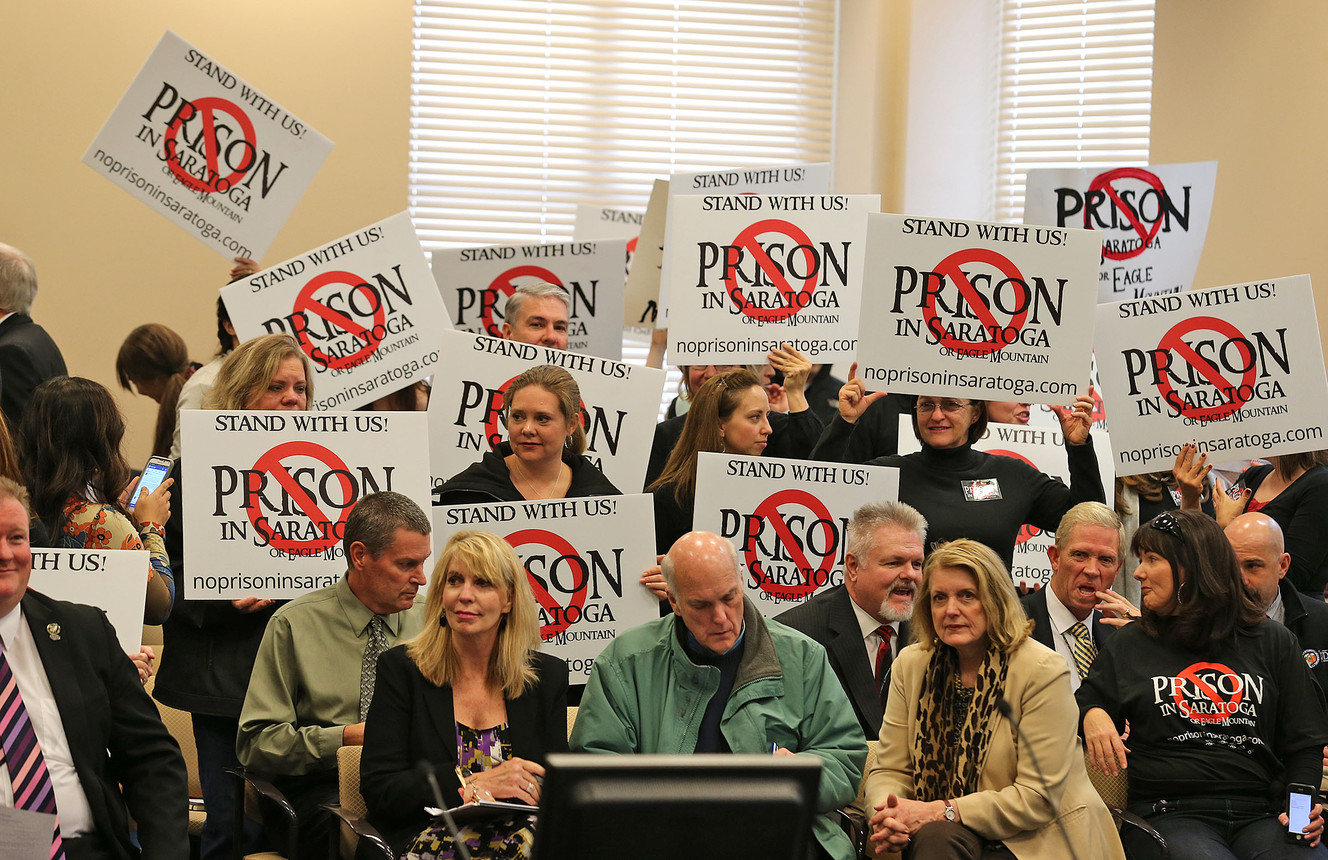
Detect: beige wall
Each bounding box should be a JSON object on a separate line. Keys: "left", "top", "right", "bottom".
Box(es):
{"left": 0, "top": 1, "right": 411, "bottom": 463}
{"left": 1151, "top": 0, "right": 1328, "bottom": 350}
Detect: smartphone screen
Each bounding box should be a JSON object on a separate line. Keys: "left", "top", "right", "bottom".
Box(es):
{"left": 1289, "top": 789, "right": 1313, "bottom": 836}
{"left": 130, "top": 458, "right": 172, "bottom": 511}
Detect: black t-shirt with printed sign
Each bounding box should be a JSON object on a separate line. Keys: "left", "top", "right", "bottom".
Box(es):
{"left": 1077, "top": 618, "right": 1328, "bottom": 804}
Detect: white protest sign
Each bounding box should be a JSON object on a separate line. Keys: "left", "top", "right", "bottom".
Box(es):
{"left": 433, "top": 495, "right": 659, "bottom": 681}
{"left": 659, "top": 163, "right": 831, "bottom": 327}
{"left": 897, "top": 416, "right": 1116, "bottom": 589}
{"left": 432, "top": 240, "right": 627, "bottom": 361}
{"left": 29, "top": 549, "right": 147, "bottom": 654}
{"left": 1023, "top": 162, "right": 1217, "bottom": 303}
{"left": 222, "top": 211, "right": 449, "bottom": 412}
{"left": 82, "top": 30, "right": 333, "bottom": 261}
{"left": 428, "top": 330, "right": 664, "bottom": 498}
{"left": 855, "top": 214, "right": 1099, "bottom": 403}
{"left": 574, "top": 204, "right": 642, "bottom": 288}
{"left": 622, "top": 180, "right": 668, "bottom": 327}
{"left": 181, "top": 410, "right": 432, "bottom": 598}
{"left": 665, "top": 194, "right": 878, "bottom": 364}
{"left": 692, "top": 453, "right": 900, "bottom": 616}
{"left": 1094, "top": 275, "right": 1328, "bottom": 477}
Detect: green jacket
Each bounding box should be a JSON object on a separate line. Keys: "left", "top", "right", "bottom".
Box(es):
{"left": 570, "top": 597, "right": 866, "bottom": 860}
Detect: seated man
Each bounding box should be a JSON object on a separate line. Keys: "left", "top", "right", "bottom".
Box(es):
{"left": 776, "top": 501, "right": 926, "bottom": 738}
{"left": 237, "top": 492, "right": 431, "bottom": 856}
{"left": 0, "top": 476, "right": 188, "bottom": 859}
{"left": 571, "top": 531, "right": 866, "bottom": 860}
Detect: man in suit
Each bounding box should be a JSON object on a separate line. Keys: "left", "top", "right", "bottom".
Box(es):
{"left": 0, "top": 243, "right": 68, "bottom": 429}
{"left": 1020, "top": 501, "right": 1124, "bottom": 689}
{"left": 0, "top": 476, "right": 188, "bottom": 860}
{"left": 776, "top": 501, "right": 927, "bottom": 738}
{"left": 237, "top": 491, "right": 430, "bottom": 857}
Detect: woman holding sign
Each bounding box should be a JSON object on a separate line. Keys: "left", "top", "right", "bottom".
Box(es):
{"left": 153, "top": 332, "right": 313, "bottom": 860}
{"left": 434, "top": 365, "right": 620, "bottom": 505}
{"left": 362, "top": 529, "right": 568, "bottom": 858}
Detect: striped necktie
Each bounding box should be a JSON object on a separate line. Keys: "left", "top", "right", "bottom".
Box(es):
{"left": 0, "top": 643, "right": 66, "bottom": 860}
{"left": 359, "top": 616, "right": 389, "bottom": 721}
{"left": 1068, "top": 622, "right": 1096, "bottom": 681}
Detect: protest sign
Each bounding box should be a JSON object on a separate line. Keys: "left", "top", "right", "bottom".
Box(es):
{"left": 221, "top": 211, "right": 449, "bottom": 411}
{"left": 855, "top": 214, "right": 1099, "bottom": 404}
{"left": 574, "top": 204, "right": 642, "bottom": 286}
{"left": 1094, "top": 275, "right": 1328, "bottom": 477}
{"left": 181, "top": 410, "right": 432, "bottom": 598}
{"left": 428, "top": 330, "right": 664, "bottom": 498}
{"left": 29, "top": 549, "right": 147, "bottom": 654}
{"left": 433, "top": 494, "right": 659, "bottom": 681}
{"left": 82, "top": 30, "right": 332, "bottom": 261}
{"left": 1024, "top": 162, "right": 1217, "bottom": 302}
{"left": 658, "top": 163, "right": 831, "bottom": 327}
{"left": 433, "top": 240, "right": 627, "bottom": 360}
{"left": 898, "top": 416, "right": 1115, "bottom": 589}
{"left": 622, "top": 181, "right": 668, "bottom": 327}
{"left": 692, "top": 453, "right": 899, "bottom": 616}
{"left": 665, "top": 194, "right": 877, "bottom": 364}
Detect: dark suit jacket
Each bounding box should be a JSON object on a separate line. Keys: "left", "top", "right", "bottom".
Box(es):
{"left": 19, "top": 589, "right": 189, "bottom": 860}
{"left": 1020, "top": 587, "right": 1115, "bottom": 657}
{"left": 1280, "top": 577, "right": 1328, "bottom": 692}
{"left": 0, "top": 313, "right": 66, "bottom": 429}
{"left": 360, "top": 646, "right": 570, "bottom": 854}
{"left": 775, "top": 585, "right": 907, "bottom": 739}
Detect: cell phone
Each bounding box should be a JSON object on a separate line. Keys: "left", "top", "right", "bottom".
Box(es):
{"left": 129, "top": 456, "right": 174, "bottom": 511}
{"left": 1287, "top": 782, "right": 1316, "bottom": 844}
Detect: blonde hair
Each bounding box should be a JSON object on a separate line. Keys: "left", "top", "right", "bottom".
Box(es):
{"left": 204, "top": 333, "right": 313, "bottom": 410}
{"left": 406, "top": 530, "right": 541, "bottom": 698}
{"left": 502, "top": 365, "right": 587, "bottom": 454}
{"left": 910, "top": 539, "right": 1031, "bottom": 653}
{"left": 1054, "top": 501, "right": 1124, "bottom": 559}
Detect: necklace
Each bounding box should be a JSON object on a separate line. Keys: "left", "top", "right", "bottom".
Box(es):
{"left": 510, "top": 458, "right": 566, "bottom": 500}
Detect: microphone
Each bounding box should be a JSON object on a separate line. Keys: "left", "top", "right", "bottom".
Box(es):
{"left": 418, "top": 759, "right": 473, "bottom": 860}
{"left": 995, "top": 695, "right": 1084, "bottom": 860}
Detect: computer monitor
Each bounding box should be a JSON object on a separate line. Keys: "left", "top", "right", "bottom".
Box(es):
{"left": 532, "top": 753, "right": 823, "bottom": 860}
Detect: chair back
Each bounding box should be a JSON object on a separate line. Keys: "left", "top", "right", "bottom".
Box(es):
{"left": 566, "top": 706, "right": 578, "bottom": 740}
{"left": 1085, "top": 750, "right": 1128, "bottom": 810}
{"left": 145, "top": 668, "right": 206, "bottom": 836}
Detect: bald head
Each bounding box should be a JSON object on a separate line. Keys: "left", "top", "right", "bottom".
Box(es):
{"left": 662, "top": 532, "right": 745, "bottom": 653}
{"left": 1225, "top": 512, "right": 1290, "bottom": 612}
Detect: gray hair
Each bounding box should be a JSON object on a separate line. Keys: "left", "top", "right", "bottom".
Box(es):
{"left": 343, "top": 491, "right": 431, "bottom": 558}
{"left": 846, "top": 501, "right": 928, "bottom": 560}
{"left": 504, "top": 282, "right": 570, "bottom": 322}
{"left": 661, "top": 533, "right": 741, "bottom": 595}
{"left": 0, "top": 243, "right": 37, "bottom": 315}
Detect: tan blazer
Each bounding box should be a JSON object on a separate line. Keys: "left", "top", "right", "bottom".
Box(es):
{"left": 865, "top": 638, "right": 1124, "bottom": 860}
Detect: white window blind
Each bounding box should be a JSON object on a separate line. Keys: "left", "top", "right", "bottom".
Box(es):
{"left": 995, "top": 0, "right": 1156, "bottom": 223}
{"left": 410, "top": 0, "right": 838, "bottom": 248}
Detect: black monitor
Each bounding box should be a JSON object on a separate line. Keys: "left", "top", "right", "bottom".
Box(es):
{"left": 532, "top": 753, "right": 823, "bottom": 860}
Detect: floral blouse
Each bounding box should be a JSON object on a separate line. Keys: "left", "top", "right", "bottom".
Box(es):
{"left": 60, "top": 497, "right": 174, "bottom": 624}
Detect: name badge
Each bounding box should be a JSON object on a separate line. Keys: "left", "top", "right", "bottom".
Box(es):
{"left": 962, "top": 479, "right": 1002, "bottom": 501}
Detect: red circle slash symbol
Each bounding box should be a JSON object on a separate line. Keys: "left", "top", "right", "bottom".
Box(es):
{"left": 1154, "top": 316, "right": 1257, "bottom": 423}
{"left": 1173, "top": 662, "right": 1243, "bottom": 724}
{"left": 481, "top": 266, "right": 564, "bottom": 337}
{"left": 163, "top": 97, "right": 257, "bottom": 194}
{"left": 923, "top": 248, "right": 1030, "bottom": 357}
{"left": 723, "top": 220, "right": 819, "bottom": 323}
{"left": 292, "top": 271, "right": 386, "bottom": 371}
{"left": 248, "top": 441, "right": 355, "bottom": 555}
{"left": 504, "top": 528, "right": 588, "bottom": 638}
{"left": 746, "top": 489, "right": 838, "bottom": 601}
{"left": 986, "top": 449, "right": 1041, "bottom": 544}
{"left": 1086, "top": 168, "right": 1167, "bottom": 261}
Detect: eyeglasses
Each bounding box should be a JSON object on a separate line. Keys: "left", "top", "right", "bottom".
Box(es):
{"left": 915, "top": 399, "right": 973, "bottom": 416}
{"left": 1149, "top": 512, "right": 1183, "bottom": 541}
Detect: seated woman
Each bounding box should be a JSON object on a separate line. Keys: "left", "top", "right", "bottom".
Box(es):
{"left": 362, "top": 529, "right": 569, "bottom": 859}
{"left": 19, "top": 376, "right": 175, "bottom": 623}
{"left": 1080, "top": 510, "right": 1328, "bottom": 859}
{"left": 867, "top": 538, "right": 1123, "bottom": 860}
{"left": 434, "top": 365, "right": 620, "bottom": 505}
{"left": 116, "top": 322, "right": 198, "bottom": 458}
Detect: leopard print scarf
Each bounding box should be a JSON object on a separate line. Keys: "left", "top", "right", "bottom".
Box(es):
{"left": 910, "top": 643, "right": 1010, "bottom": 802}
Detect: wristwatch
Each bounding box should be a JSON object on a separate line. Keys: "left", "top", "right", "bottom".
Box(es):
{"left": 943, "top": 799, "right": 958, "bottom": 822}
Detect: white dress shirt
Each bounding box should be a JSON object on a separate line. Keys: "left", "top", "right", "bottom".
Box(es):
{"left": 849, "top": 597, "right": 900, "bottom": 676}
{"left": 1044, "top": 586, "right": 1097, "bottom": 692}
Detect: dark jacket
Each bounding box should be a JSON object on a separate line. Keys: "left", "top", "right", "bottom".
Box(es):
{"left": 0, "top": 312, "right": 66, "bottom": 429}
{"left": 360, "top": 646, "right": 569, "bottom": 854}
{"left": 1238, "top": 463, "right": 1328, "bottom": 596}
{"left": 808, "top": 394, "right": 918, "bottom": 464}
{"left": 1278, "top": 576, "right": 1328, "bottom": 692}
{"left": 1020, "top": 587, "right": 1115, "bottom": 657}
{"left": 645, "top": 407, "right": 824, "bottom": 491}
{"left": 433, "top": 442, "right": 621, "bottom": 506}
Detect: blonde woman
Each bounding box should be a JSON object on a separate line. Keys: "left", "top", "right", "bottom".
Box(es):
{"left": 362, "top": 530, "right": 569, "bottom": 859}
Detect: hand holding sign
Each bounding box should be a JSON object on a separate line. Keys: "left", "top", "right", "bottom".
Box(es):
{"left": 1049, "top": 393, "right": 1094, "bottom": 446}
{"left": 837, "top": 362, "right": 890, "bottom": 426}
{"left": 768, "top": 343, "right": 811, "bottom": 414}
{"left": 1172, "top": 443, "right": 1211, "bottom": 509}
{"left": 1211, "top": 475, "right": 1252, "bottom": 528}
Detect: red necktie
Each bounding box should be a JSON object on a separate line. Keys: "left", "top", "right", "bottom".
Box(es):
{"left": 874, "top": 625, "right": 894, "bottom": 691}
{"left": 0, "top": 644, "right": 66, "bottom": 860}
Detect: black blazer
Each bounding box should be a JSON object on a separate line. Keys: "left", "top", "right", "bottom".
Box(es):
{"left": 360, "top": 646, "right": 570, "bottom": 854}
{"left": 20, "top": 590, "right": 189, "bottom": 860}
{"left": 774, "top": 585, "right": 907, "bottom": 739}
{"left": 1020, "top": 587, "right": 1115, "bottom": 655}
{"left": 0, "top": 313, "right": 67, "bottom": 429}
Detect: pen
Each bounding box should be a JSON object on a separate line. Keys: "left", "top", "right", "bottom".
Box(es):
{"left": 455, "top": 766, "right": 493, "bottom": 802}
